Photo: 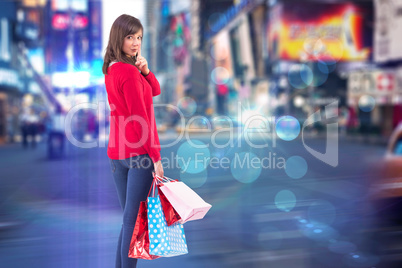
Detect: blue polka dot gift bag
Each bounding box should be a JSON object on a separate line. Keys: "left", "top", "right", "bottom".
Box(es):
{"left": 147, "top": 180, "right": 188, "bottom": 257}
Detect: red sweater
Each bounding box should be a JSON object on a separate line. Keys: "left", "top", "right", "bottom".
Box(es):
{"left": 105, "top": 62, "right": 161, "bottom": 162}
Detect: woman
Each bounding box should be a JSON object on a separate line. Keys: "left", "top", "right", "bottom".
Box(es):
{"left": 102, "top": 14, "right": 164, "bottom": 268}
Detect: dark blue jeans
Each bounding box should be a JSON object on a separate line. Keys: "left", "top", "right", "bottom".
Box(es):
{"left": 108, "top": 154, "right": 154, "bottom": 268}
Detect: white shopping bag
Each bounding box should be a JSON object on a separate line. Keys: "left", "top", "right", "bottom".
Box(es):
{"left": 158, "top": 181, "right": 212, "bottom": 224}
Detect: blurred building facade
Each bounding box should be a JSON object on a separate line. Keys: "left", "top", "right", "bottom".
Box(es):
{"left": 266, "top": 0, "right": 375, "bottom": 136}
{"left": 145, "top": 0, "right": 208, "bottom": 121}
{"left": 1, "top": 0, "right": 402, "bottom": 144}
{"left": 145, "top": 0, "right": 269, "bottom": 121}
{"left": 201, "top": 0, "right": 401, "bottom": 137}
{"left": 44, "top": 0, "right": 103, "bottom": 106}
{"left": 0, "top": 0, "right": 19, "bottom": 143}
{"left": 0, "top": 0, "right": 103, "bottom": 144}
{"left": 204, "top": 0, "right": 268, "bottom": 117}
{"left": 0, "top": 0, "right": 47, "bottom": 144}
{"left": 353, "top": 0, "right": 402, "bottom": 136}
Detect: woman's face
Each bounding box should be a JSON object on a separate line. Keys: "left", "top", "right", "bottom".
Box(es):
{"left": 122, "top": 30, "right": 142, "bottom": 58}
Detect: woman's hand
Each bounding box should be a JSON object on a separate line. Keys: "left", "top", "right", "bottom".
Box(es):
{"left": 135, "top": 50, "right": 150, "bottom": 76}
{"left": 154, "top": 160, "right": 164, "bottom": 179}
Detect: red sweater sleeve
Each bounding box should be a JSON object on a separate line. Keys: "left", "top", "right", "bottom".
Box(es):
{"left": 120, "top": 67, "right": 161, "bottom": 163}
{"left": 143, "top": 71, "right": 161, "bottom": 96}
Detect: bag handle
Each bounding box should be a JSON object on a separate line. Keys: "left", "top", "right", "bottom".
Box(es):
{"left": 152, "top": 172, "right": 166, "bottom": 183}
{"left": 147, "top": 171, "right": 172, "bottom": 198}
{"left": 153, "top": 172, "right": 175, "bottom": 183}
{"left": 147, "top": 177, "right": 158, "bottom": 198}
{"left": 148, "top": 172, "right": 179, "bottom": 198}
{"left": 148, "top": 173, "right": 172, "bottom": 198}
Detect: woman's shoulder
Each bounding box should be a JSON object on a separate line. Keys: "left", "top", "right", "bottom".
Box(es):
{"left": 113, "top": 62, "right": 140, "bottom": 78}
{"left": 113, "top": 62, "right": 137, "bottom": 71}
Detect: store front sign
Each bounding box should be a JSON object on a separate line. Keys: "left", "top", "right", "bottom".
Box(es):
{"left": 374, "top": 0, "right": 402, "bottom": 62}
{"left": 0, "top": 68, "right": 22, "bottom": 89}
{"left": 52, "top": 13, "right": 69, "bottom": 30}
{"left": 348, "top": 70, "right": 396, "bottom": 97}
{"left": 51, "top": 71, "right": 90, "bottom": 88}
{"left": 52, "top": 13, "right": 88, "bottom": 30}
{"left": 347, "top": 70, "right": 402, "bottom": 105}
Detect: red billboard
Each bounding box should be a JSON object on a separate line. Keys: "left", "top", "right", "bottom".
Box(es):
{"left": 268, "top": 2, "right": 373, "bottom": 62}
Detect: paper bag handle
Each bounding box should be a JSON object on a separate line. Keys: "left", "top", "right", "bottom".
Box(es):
{"left": 152, "top": 172, "right": 175, "bottom": 183}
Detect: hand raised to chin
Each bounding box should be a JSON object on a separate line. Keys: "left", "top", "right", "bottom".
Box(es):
{"left": 135, "top": 49, "right": 150, "bottom": 76}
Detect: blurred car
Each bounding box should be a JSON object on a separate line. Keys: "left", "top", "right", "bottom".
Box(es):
{"left": 368, "top": 123, "right": 402, "bottom": 267}
{"left": 372, "top": 123, "right": 402, "bottom": 199}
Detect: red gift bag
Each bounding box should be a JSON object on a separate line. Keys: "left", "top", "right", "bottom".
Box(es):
{"left": 157, "top": 184, "right": 181, "bottom": 226}
{"left": 128, "top": 201, "right": 160, "bottom": 260}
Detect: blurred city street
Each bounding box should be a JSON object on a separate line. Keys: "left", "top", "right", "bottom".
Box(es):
{"left": 0, "top": 133, "right": 390, "bottom": 267}
{"left": 1, "top": 0, "right": 402, "bottom": 267}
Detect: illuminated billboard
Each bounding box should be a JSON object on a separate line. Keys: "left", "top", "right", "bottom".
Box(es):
{"left": 51, "top": 0, "right": 88, "bottom": 12}
{"left": 268, "top": 3, "right": 372, "bottom": 62}
{"left": 374, "top": 0, "right": 402, "bottom": 62}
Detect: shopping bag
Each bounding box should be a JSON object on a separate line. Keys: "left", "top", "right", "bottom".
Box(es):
{"left": 147, "top": 195, "right": 188, "bottom": 257}
{"left": 153, "top": 173, "right": 181, "bottom": 226}
{"left": 158, "top": 180, "right": 212, "bottom": 224}
{"left": 157, "top": 184, "right": 182, "bottom": 226}
{"left": 128, "top": 201, "right": 160, "bottom": 260}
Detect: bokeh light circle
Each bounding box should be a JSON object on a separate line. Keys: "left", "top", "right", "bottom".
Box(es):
{"left": 187, "top": 117, "right": 211, "bottom": 131}
{"left": 285, "top": 156, "right": 308, "bottom": 179}
{"left": 303, "top": 37, "right": 344, "bottom": 64}
{"left": 303, "top": 38, "right": 327, "bottom": 57}
{"left": 301, "top": 222, "right": 339, "bottom": 241}
{"left": 307, "top": 200, "right": 337, "bottom": 225}
{"left": 177, "top": 97, "right": 197, "bottom": 117}
{"left": 317, "top": 38, "right": 344, "bottom": 62}
{"left": 276, "top": 116, "right": 301, "bottom": 141}
{"left": 318, "top": 59, "right": 337, "bottom": 74}
{"left": 317, "top": 61, "right": 328, "bottom": 73}
{"left": 293, "top": 95, "right": 305, "bottom": 108}
{"left": 312, "top": 69, "right": 329, "bottom": 87}
{"left": 288, "top": 64, "right": 313, "bottom": 89}
{"left": 211, "top": 67, "right": 230, "bottom": 85}
{"left": 358, "top": 95, "right": 376, "bottom": 112}
{"left": 177, "top": 140, "right": 210, "bottom": 174}
{"left": 275, "top": 190, "right": 296, "bottom": 212}
{"left": 342, "top": 251, "right": 380, "bottom": 267}
{"left": 180, "top": 169, "right": 208, "bottom": 188}
{"left": 230, "top": 152, "right": 262, "bottom": 183}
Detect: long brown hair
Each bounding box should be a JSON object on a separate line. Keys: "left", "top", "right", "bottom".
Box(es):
{"left": 102, "top": 14, "right": 143, "bottom": 75}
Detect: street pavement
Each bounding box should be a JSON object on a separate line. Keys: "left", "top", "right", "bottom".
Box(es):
{"left": 0, "top": 132, "right": 389, "bottom": 267}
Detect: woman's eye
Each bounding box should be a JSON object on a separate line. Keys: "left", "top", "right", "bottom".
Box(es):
{"left": 127, "top": 36, "right": 141, "bottom": 40}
